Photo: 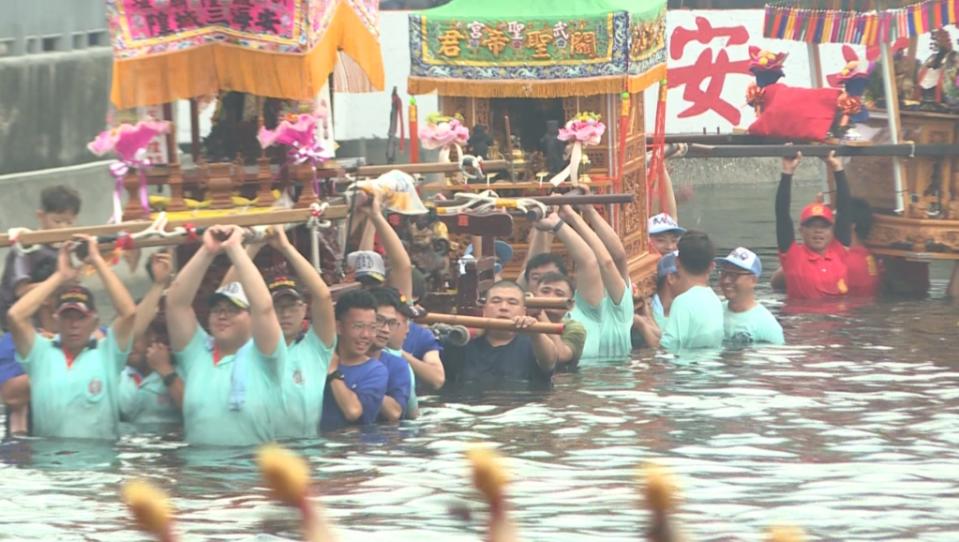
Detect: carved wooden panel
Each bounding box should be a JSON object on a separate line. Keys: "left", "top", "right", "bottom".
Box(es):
{"left": 439, "top": 96, "right": 472, "bottom": 126}
{"left": 473, "top": 98, "right": 490, "bottom": 128}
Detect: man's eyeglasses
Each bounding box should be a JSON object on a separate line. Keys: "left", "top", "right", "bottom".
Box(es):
{"left": 376, "top": 316, "right": 401, "bottom": 330}
{"left": 210, "top": 304, "right": 245, "bottom": 317}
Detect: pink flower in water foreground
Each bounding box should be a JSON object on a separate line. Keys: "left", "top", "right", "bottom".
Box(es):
{"left": 87, "top": 120, "right": 170, "bottom": 162}
{"left": 558, "top": 113, "right": 606, "bottom": 145}
{"left": 257, "top": 113, "right": 320, "bottom": 149}
{"left": 419, "top": 116, "right": 469, "bottom": 150}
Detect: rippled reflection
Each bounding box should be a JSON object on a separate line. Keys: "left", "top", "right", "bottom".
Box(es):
{"left": 2, "top": 184, "right": 958, "bottom": 540}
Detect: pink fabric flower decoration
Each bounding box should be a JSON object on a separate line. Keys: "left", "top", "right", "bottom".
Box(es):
{"left": 419, "top": 117, "right": 469, "bottom": 150}
{"left": 558, "top": 117, "right": 606, "bottom": 145}
{"left": 87, "top": 120, "right": 170, "bottom": 162}
{"left": 257, "top": 113, "right": 319, "bottom": 149}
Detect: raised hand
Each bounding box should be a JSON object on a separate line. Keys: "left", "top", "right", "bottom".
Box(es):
{"left": 266, "top": 225, "right": 292, "bottom": 251}
{"left": 202, "top": 226, "right": 226, "bottom": 254}
{"left": 512, "top": 315, "right": 538, "bottom": 330}
{"left": 73, "top": 234, "right": 103, "bottom": 264}
{"left": 533, "top": 212, "right": 562, "bottom": 232}
{"left": 820, "top": 150, "right": 843, "bottom": 172}
{"left": 782, "top": 150, "right": 802, "bottom": 175}
{"left": 57, "top": 243, "right": 80, "bottom": 283}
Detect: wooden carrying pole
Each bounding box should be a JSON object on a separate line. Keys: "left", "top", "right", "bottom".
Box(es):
{"left": 351, "top": 159, "right": 510, "bottom": 177}
{"left": 681, "top": 143, "right": 959, "bottom": 158}
{"left": 0, "top": 206, "right": 349, "bottom": 248}
{"left": 416, "top": 313, "right": 565, "bottom": 335}
{"left": 525, "top": 297, "right": 573, "bottom": 310}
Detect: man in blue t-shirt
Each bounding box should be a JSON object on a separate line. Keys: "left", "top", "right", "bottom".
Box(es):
{"left": 320, "top": 290, "right": 388, "bottom": 432}
{"left": 441, "top": 281, "right": 557, "bottom": 391}
{"left": 368, "top": 287, "right": 413, "bottom": 422}
{"left": 0, "top": 331, "right": 29, "bottom": 436}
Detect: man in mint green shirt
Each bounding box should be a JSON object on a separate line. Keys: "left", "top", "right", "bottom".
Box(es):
{"left": 716, "top": 247, "right": 785, "bottom": 346}
{"left": 648, "top": 231, "right": 724, "bottom": 352}
{"left": 9, "top": 237, "right": 136, "bottom": 440}
{"left": 522, "top": 207, "right": 632, "bottom": 363}
{"left": 166, "top": 225, "right": 288, "bottom": 446}
{"left": 263, "top": 227, "right": 335, "bottom": 439}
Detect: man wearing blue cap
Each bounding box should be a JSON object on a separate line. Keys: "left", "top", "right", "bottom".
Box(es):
{"left": 647, "top": 213, "right": 687, "bottom": 256}
{"left": 716, "top": 248, "right": 784, "bottom": 346}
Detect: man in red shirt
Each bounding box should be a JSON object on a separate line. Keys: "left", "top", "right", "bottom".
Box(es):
{"left": 776, "top": 152, "right": 852, "bottom": 300}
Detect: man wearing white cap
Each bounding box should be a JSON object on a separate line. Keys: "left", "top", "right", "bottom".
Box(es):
{"left": 716, "top": 247, "right": 784, "bottom": 346}
{"left": 647, "top": 213, "right": 687, "bottom": 256}
{"left": 165, "top": 225, "right": 287, "bottom": 446}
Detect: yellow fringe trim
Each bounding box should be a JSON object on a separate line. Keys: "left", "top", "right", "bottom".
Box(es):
{"left": 627, "top": 64, "right": 667, "bottom": 95}
{"left": 409, "top": 75, "right": 627, "bottom": 99}
{"left": 408, "top": 64, "right": 666, "bottom": 98}
{"left": 110, "top": 2, "right": 385, "bottom": 108}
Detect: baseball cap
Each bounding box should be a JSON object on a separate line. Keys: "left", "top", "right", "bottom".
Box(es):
{"left": 209, "top": 281, "right": 250, "bottom": 310}
{"left": 656, "top": 251, "right": 679, "bottom": 280}
{"left": 267, "top": 275, "right": 304, "bottom": 302}
{"left": 465, "top": 240, "right": 514, "bottom": 274}
{"left": 55, "top": 286, "right": 96, "bottom": 316}
{"left": 347, "top": 250, "right": 386, "bottom": 283}
{"left": 800, "top": 202, "right": 834, "bottom": 225}
{"left": 715, "top": 247, "right": 762, "bottom": 277}
{"left": 648, "top": 213, "right": 687, "bottom": 236}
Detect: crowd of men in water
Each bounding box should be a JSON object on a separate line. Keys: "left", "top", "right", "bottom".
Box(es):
{"left": 0, "top": 152, "right": 956, "bottom": 445}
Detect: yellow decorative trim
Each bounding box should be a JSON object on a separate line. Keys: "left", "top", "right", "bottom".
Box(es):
{"left": 110, "top": 2, "right": 384, "bottom": 107}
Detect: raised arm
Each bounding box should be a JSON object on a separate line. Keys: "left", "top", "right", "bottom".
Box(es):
{"left": 8, "top": 244, "right": 77, "bottom": 358}
{"left": 220, "top": 225, "right": 281, "bottom": 356}
{"left": 166, "top": 236, "right": 220, "bottom": 352}
{"left": 581, "top": 202, "right": 629, "bottom": 280}
{"left": 560, "top": 205, "right": 627, "bottom": 304}
{"left": 77, "top": 235, "right": 136, "bottom": 350}
{"left": 132, "top": 252, "right": 173, "bottom": 343}
{"left": 777, "top": 153, "right": 801, "bottom": 253}
{"left": 825, "top": 151, "right": 852, "bottom": 247}
{"left": 517, "top": 227, "right": 553, "bottom": 290}
{"left": 536, "top": 212, "right": 604, "bottom": 308}
{"left": 368, "top": 193, "right": 413, "bottom": 300}
{"left": 270, "top": 227, "right": 335, "bottom": 347}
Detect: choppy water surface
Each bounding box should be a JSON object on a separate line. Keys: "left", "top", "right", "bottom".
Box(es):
{"left": 2, "top": 183, "right": 958, "bottom": 541}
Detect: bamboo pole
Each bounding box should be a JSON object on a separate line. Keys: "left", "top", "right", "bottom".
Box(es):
{"left": 415, "top": 313, "right": 564, "bottom": 334}
{"left": 682, "top": 143, "right": 959, "bottom": 158}
{"left": 0, "top": 206, "right": 349, "bottom": 248}
{"left": 524, "top": 296, "right": 573, "bottom": 310}
{"left": 432, "top": 193, "right": 635, "bottom": 208}
{"left": 351, "top": 159, "right": 510, "bottom": 177}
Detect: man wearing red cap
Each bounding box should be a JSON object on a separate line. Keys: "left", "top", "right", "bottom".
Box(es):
{"left": 776, "top": 151, "right": 852, "bottom": 300}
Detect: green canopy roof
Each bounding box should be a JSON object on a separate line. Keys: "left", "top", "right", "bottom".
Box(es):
{"left": 408, "top": 0, "right": 666, "bottom": 98}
